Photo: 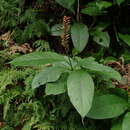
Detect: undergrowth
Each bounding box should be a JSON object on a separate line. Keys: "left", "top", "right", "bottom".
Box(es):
{"left": 1, "top": 0, "right": 130, "bottom": 130}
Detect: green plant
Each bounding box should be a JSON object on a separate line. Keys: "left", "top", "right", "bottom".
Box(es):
{"left": 1, "top": 0, "right": 130, "bottom": 129}
{"left": 11, "top": 51, "right": 128, "bottom": 120}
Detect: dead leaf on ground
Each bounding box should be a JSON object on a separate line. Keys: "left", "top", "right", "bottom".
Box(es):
{"left": 9, "top": 43, "right": 33, "bottom": 54}
{"left": 107, "top": 61, "right": 130, "bottom": 92}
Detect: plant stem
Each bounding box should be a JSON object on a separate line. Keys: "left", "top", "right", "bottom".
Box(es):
{"left": 68, "top": 56, "right": 73, "bottom": 70}
{"left": 77, "top": 0, "right": 80, "bottom": 22}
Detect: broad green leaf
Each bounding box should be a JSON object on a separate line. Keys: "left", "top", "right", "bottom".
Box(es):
{"left": 87, "top": 94, "right": 128, "bottom": 119}
{"left": 111, "top": 120, "right": 122, "bottom": 130}
{"left": 67, "top": 70, "right": 94, "bottom": 118}
{"left": 10, "top": 52, "right": 65, "bottom": 66}
{"left": 93, "top": 29, "right": 110, "bottom": 47}
{"left": 96, "top": 1, "right": 112, "bottom": 9}
{"left": 81, "top": 1, "right": 112, "bottom": 16}
{"left": 103, "top": 56, "right": 117, "bottom": 64}
{"left": 122, "top": 52, "right": 130, "bottom": 62}
{"left": 71, "top": 23, "right": 89, "bottom": 52}
{"left": 51, "top": 24, "right": 63, "bottom": 36}
{"left": 116, "top": 0, "right": 125, "bottom": 5}
{"left": 97, "top": 22, "right": 110, "bottom": 30}
{"left": 45, "top": 73, "right": 68, "bottom": 95}
{"left": 118, "top": 33, "right": 130, "bottom": 47}
{"left": 109, "top": 88, "right": 128, "bottom": 100}
{"left": 32, "top": 66, "right": 66, "bottom": 89}
{"left": 79, "top": 57, "right": 121, "bottom": 82}
{"left": 81, "top": 6, "right": 100, "bottom": 16}
{"left": 122, "top": 112, "right": 130, "bottom": 130}
{"left": 55, "top": 0, "right": 75, "bottom": 12}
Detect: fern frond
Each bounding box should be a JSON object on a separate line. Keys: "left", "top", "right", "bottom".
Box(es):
{"left": 34, "top": 122, "right": 54, "bottom": 130}
{"left": 0, "top": 68, "right": 35, "bottom": 95}
{"left": 22, "top": 20, "right": 49, "bottom": 42}
{"left": 33, "top": 40, "right": 50, "bottom": 52}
